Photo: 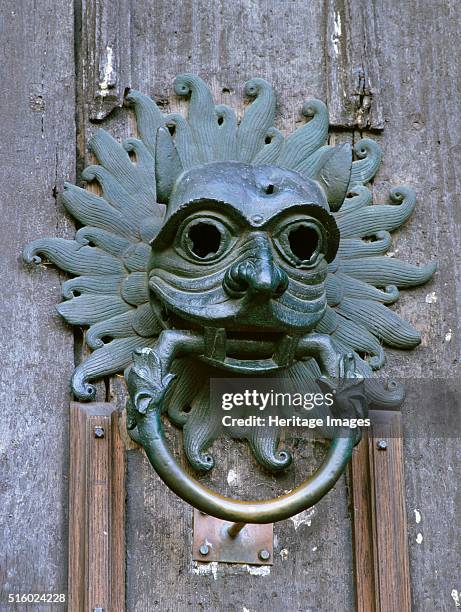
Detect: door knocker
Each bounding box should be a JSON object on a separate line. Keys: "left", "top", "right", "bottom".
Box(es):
{"left": 24, "top": 75, "right": 435, "bottom": 526}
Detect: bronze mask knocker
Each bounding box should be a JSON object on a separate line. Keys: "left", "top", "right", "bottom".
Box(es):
{"left": 24, "top": 75, "right": 436, "bottom": 524}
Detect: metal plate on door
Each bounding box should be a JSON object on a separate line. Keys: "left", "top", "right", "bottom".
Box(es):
{"left": 192, "top": 509, "right": 273, "bottom": 565}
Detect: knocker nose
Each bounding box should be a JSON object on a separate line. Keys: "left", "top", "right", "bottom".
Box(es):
{"left": 223, "top": 237, "right": 288, "bottom": 299}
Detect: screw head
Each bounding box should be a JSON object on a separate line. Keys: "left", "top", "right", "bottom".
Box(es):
{"left": 199, "top": 543, "right": 210, "bottom": 556}
{"left": 377, "top": 439, "right": 387, "bottom": 450}
{"left": 94, "top": 426, "right": 105, "bottom": 438}
{"left": 258, "top": 549, "right": 270, "bottom": 561}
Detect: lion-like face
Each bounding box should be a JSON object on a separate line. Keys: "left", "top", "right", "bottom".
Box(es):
{"left": 148, "top": 162, "right": 339, "bottom": 372}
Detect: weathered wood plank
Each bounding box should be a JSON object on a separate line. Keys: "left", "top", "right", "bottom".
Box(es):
{"left": 351, "top": 413, "right": 412, "bottom": 612}
{"left": 68, "top": 405, "right": 86, "bottom": 609}
{"left": 80, "top": 0, "right": 132, "bottom": 121}
{"left": 369, "top": 411, "right": 411, "bottom": 612}
{"left": 110, "top": 400, "right": 127, "bottom": 612}
{"left": 369, "top": 1, "right": 461, "bottom": 609}
{"left": 325, "top": 0, "right": 384, "bottom": 130}
{"left": 68, "top": 403, "right": 125, "bottom": 611}
{"left": 350, "top": 435, "right": 376, "bottom": 612}
{"left": 0, "top": 0, "right": 75, "bottom": 607}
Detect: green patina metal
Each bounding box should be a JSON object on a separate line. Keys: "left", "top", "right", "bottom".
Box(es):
{"left": 24, "top": 75, "right": 436, "bottom": 522}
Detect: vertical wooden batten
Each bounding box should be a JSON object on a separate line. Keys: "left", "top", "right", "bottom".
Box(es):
{"left": 350, "top": 410, "right": 411, "bottom": 612}
{"left": 69, "top": 402, "right": 125, "bottom": 612}
{"left": 80, "top": 0, "right": 132, "bottom": 122}
{"left": 71, "top": 0, "right": 131, "bottom": 604}
{"left": 350, "top": 431, "right": 376, "bottom": 612}
{"left": 325, "top": 0, "right": 384, "bottom": 131}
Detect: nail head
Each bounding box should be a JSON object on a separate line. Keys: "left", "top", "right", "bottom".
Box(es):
{"left": 258, "top": 549, "right": 270, "bottom": 561}
{"left": 199, "top": 543, "right": 210, "bottom": 556}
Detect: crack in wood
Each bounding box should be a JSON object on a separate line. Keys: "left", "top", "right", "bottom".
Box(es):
{"left": 325, "top": 0, "right": 384, "bottom": 131}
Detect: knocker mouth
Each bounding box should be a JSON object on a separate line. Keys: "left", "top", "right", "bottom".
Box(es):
{"left": 200, "top": 328, "right": 299, "bottom": 373}
{"left": 160, "top": 305, "right": 303, "bottom": 372}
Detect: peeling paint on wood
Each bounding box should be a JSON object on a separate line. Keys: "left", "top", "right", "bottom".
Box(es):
{"left": 289, "top": 508, "right": 315, "bottom": 531}
{"left": 325, "top": 0, "right": 384, "bottom": 130}
{"left": 80, "top": 0, "right": 132, "bottom": 121}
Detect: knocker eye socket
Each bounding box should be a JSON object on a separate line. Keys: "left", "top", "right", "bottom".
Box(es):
{"left": 274, "top": 219, "right": 325, "bottom": 268}
{"left": 175, "top": 215, "right": 235, "bottom": 263}
{"left": 188, "top": 223, "right": 221, "bottom": 258}
{"left": 288, "top": 225, "right": 319, "bottom": 260}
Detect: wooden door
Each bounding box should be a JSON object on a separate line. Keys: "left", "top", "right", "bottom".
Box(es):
{"left": 1, "top": 1, "right": 460, "bottom": 610}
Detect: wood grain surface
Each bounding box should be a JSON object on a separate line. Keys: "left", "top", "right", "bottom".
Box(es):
{"left": 351, "top": 436, "right": 376, "bottom": 612}
{"left": 370, "top": 412, "right": 411, "bottom": 612}
{"left": 0, "top": 1, "right": 75, "bottom": 609}
{"left": 351, "top": 412, "right": 412, "bottom": 612}
{"left": 68, "top": 403, "right": 125, "bottom": 611}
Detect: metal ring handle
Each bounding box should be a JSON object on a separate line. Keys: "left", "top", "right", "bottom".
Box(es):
{"left": 135, "top": 410, "right": 354, "bottom": 524}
